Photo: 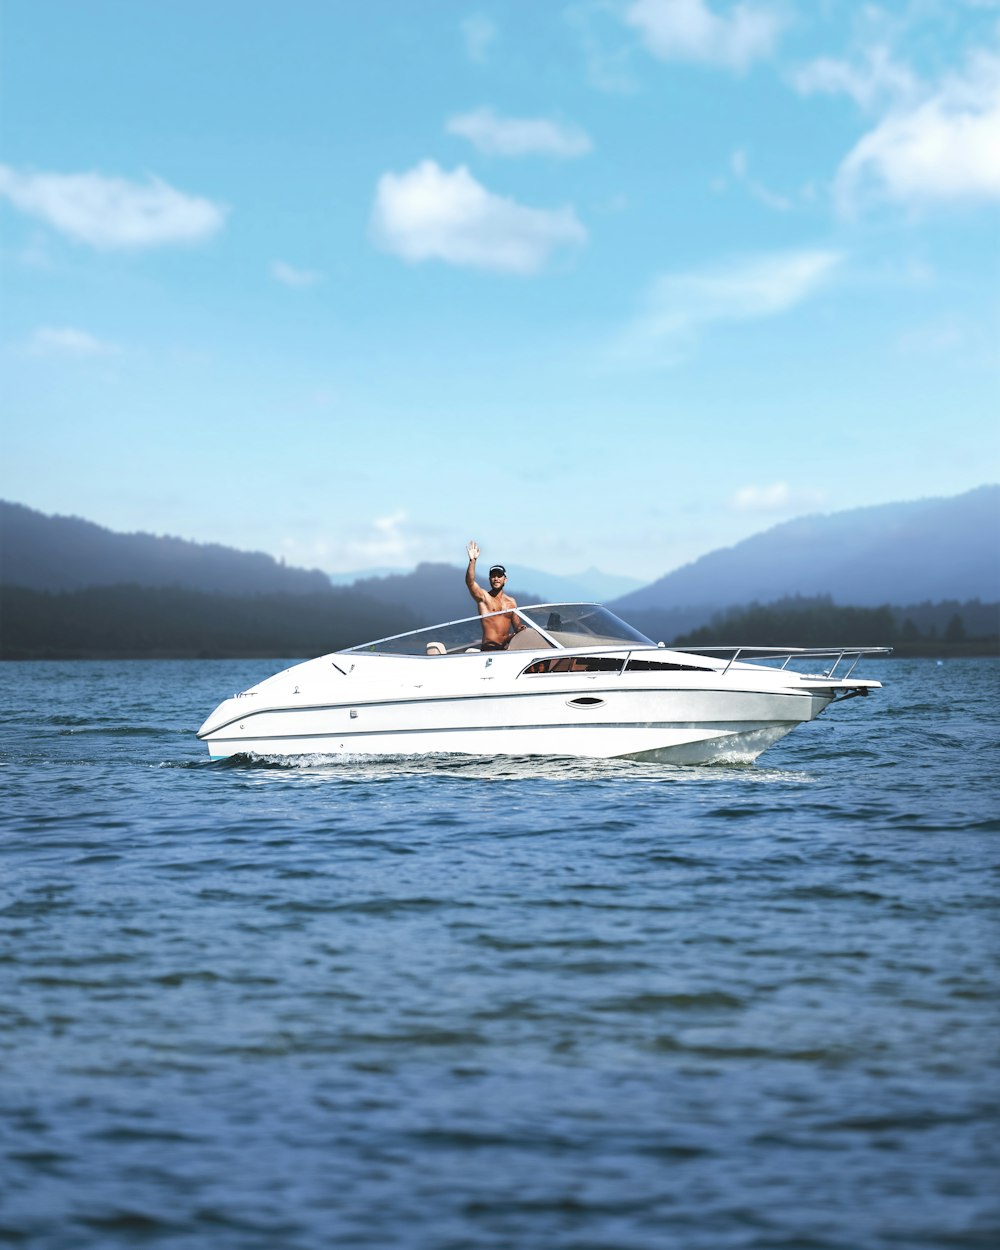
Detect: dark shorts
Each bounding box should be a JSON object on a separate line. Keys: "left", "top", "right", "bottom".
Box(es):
{"left": 479, "top": 640, "right": 508, "bottom": 652}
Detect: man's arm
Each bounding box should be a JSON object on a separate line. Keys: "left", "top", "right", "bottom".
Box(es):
{"left": 466, "top": 540, "right": 486, "bottom": 604}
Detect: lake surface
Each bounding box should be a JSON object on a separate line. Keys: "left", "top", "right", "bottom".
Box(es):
{"left": 1, "top": 657, "right": 998, "bottom": 1249}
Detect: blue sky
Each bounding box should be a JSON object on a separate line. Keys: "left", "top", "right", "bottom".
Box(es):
{"left": 2, "top": 0, "right": 998, "bottom": 580}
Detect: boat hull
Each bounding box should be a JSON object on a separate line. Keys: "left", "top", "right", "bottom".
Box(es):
{"left": 202, "top": 720, "right": 801, "bottom": 764}
{"left": 199, "top": 684, "right": 831, "bottom": 764}
{"left": 197, "top": 603, "right": 885, "bottom": 766}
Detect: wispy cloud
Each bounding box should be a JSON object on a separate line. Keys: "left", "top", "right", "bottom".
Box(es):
{"left": 791, "top": 46, "right": 919, "bottom": 112}
{"left": 270, "top": 260, "right": 324, "bottom": 288}
{"left": 835, "top": 49, "right": 1000, "bottom": 211}
{"left": 371, "top": 161, "right": 587, "bottom": 275}
{"left": 447, "top": 108, "right": 593, "bottom": 158}
{"left": 24, "top": 326, "right": 122, "bottom": 358}
{"left": 461, "top": 13, "right": 497, "bottom": 63}
{"left": 893, "top": 314, "right": 984, "bottom": 360}
{"left": 728, "top": 148, "right": 793, "bottom": 211}
{"left": 566, "top": 1, "right": 640, "bottom": 95}
{"left": 0, "top": 165, "right": 228, "bottom": 250}
{"left": 625, "top": 0, "right": 785, "bottom": 71}
{"left": 354, "top": 510, "right": 411, "bottom": 563}
{"left": 616, "top": 248, "right": 843, "bottom": 363}
{"left": 729, "top": 482, "right": 827, "bottom": 514}
{"left": 281, "top": 510, "right": 451, "bottom": 572}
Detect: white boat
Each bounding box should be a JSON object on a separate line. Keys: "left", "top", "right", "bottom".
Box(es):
{"left": 196, "top": 603, "right": 888, "bottom": 765}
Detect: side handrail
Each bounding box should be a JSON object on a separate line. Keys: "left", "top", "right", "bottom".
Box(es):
{"left": 667, "top": 645, "right": 893, "bottom": 676}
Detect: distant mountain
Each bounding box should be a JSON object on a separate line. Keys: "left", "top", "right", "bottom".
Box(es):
{"left": 329, "top": 562, "right": 643, "bottom": 602}
{"left": 5, "top": 491, "right": 998, "bottom": 659}
{"left": 341, "top": 562, "right": 643, "bottom": 624}
{"left": 513, "top": 564, "right": 644, "bottom": 602}
{"left": 346, "top": 563, "right": 550, "bottom": 625}
{"left": 0, "top": 501, "right": 332, "bottom": 595}
{"left": 0, "top": 499, "right": 640, "bottom": 611}
{"left": 5, "top": 488, "right": 997, "bottom": 648}
{"left": 327, "top": 566, "right": 409, "bottom": 585}
{"left": 610, "top": 486, "right": 1000, "bottom": 636}
{"left": 0, "top": 584, "right": 416, "bottom": 660}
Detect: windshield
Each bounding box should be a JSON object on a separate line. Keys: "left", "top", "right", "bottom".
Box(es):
{"left": 343, "top": 603, "right": 653, "bottom": 656}
{"left": 521, "top": 604, "right": 654, "bottom": 649}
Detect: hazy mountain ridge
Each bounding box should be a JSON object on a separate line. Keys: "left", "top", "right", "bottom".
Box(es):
{"left": 344, "top": 562, "right": 641, "bottom": 621}
{"left": 4, "top": 490, "right": 999, "bottom": 659}
{"left": 3, "top": 489, "right": 998, "bottom": 648}
{"left": 0, "top": 501, "right": 639, "bottom": 604}
{"left": 610, "top": 486, "right": 1000, "bottom": 621}
{"left": 0, "top": 584, "right": 416, "bottom": 660}
{"left": 3, "top": 585, "right": 993, "bottom": 660}
{"left": 335, "top": 564, "right": 642, "bottom": 601}
{"left": 0, "top": 501, "right": 332, "bottom": 596}
{"left": 347, "top": 564, "right": 550, "bottom": 624}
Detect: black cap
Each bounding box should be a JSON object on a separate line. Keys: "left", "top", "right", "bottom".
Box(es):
{"left": 489, "top": 564, "right": 506, "bottom": 578}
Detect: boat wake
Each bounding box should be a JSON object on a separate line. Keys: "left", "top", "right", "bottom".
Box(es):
{"left": 179, "top": 749, "right": 814, "bottom": 788}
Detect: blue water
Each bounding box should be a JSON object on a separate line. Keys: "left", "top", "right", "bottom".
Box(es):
{"left": 1, "top": 657, "right": 998, "bottom": 1250}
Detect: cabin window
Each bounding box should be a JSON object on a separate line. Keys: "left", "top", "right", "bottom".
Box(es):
{"left": 624, "top": 657, "right": 713, "bottom": 673}
{"left": 521, "top": 656, "right": 624, "bottom": 676}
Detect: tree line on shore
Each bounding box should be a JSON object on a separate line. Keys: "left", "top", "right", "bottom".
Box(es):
{"left": 664, "top": 596, "right": 999, "bottom": 657}
{"left": 1, "top": 584, "right": 997, "bottom": 660}
{"left": 0, "top": 584, "right": 416, "bottom": 660}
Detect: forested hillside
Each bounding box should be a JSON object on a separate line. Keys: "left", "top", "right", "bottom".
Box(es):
{"left": 0, "top": 585, "right": 414, "bottom": 659}
{"left": 612, "top": 486, "right": 1000, "bottom": 617}
{"left": 0, "top": 501, "right": 332, "bottom": 595}
{"left": 2, "top": 585, "right": 996, "bottom": 660}
{"left": 667, "top": 596, "right": 999, "bottom": 657}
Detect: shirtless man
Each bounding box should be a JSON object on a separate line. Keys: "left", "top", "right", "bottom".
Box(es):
{"left": 465, "top": 541, "right": 525, "bottom": 650}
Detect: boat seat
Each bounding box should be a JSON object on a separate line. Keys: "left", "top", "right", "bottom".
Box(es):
{"left": 508, "top": 628, "right": 546, "bottom": 650}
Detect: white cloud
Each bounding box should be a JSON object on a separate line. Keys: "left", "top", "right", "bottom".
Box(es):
{"left": 625, "top": 0, "right": 784, "bottom": 71}
{"left": 281, "top": 511, "right": 448, "bottom": 573}
{"left": 617, "top": 248, "right": 843, "bottom": 362}
{"left": 730, "top": 482, "right": 826, "bottom": 513}
{"left": 371, "top": 161, "right": 587, "bottom": 274}
{"left": 835, "top": 49, "right": 1000, "bottom": 211}
{"left": 0, "top": 165, "right": 228, "bottom": 249}
{"left": 358, "top": 510, "right": 411, "bottom": 563}
{"left": 271, "top": 260, "right": 323, "bottom": 287}
{"left": 447, "top": 108, "right": 593, "bottom": 158}
{"left": 25, "top": 326, "right": 122, "bottom": 358}
{"left": 461, "top": 13, "right": 497, "bottom": 63}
